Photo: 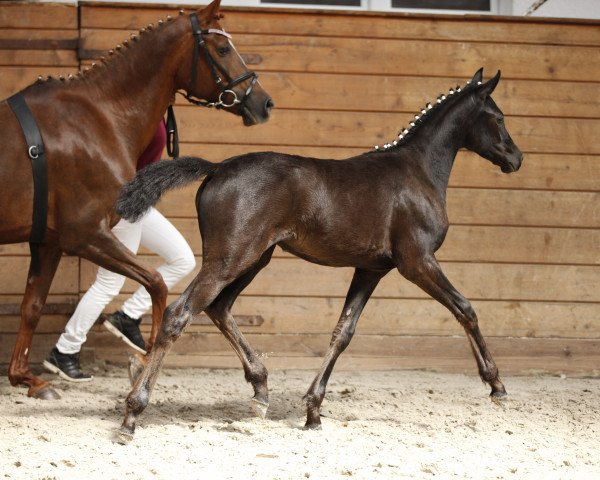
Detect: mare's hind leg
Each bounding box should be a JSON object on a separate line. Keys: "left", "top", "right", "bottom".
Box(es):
{"left": 67, "top": 227, "right": 168, "bottom": 353}
{"left": 8, "top": 242, "right": 63, "bottom": 399}
{"left": 205, "top": 246, "right": 275, "bottom": 418}
{"left": 305, "top": 268, "right": 388, "bottom": 430}
{"left": 399, "top": 254, "right": 506, "bottom": 398}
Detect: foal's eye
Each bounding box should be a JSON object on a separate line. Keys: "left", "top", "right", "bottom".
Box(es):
{"left": 217, "top": 46, "right": 231, "bottom": 56}
{"left": 497, "top": 117, "right": 505, "bottom": 125}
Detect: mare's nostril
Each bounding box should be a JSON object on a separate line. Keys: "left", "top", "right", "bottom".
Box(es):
{"left": 264, "top": 98, "right": 275, "bottom": 115}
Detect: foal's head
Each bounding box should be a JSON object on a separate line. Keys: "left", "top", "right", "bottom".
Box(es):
{"left": 178, "top": 0, "right": 274, "bottom": 125}
{"left": 463, "top": 69, "right": 523, "bottom": 173}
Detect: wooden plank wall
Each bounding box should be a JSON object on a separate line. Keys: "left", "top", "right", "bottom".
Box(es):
{"left": 1, "top": 2, "right": 599, "bottom": 376}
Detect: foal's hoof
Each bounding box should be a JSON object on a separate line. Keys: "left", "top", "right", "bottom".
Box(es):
{"left": 250, "top": 398, "right": 269, "bottom": 419}
{"left": 127, "top": 354, "right": 145, "bottom": 386}
{"left": 115, "top": 426, "right": 135, "bottom": 445}
{"left": 30, "top": 385, "right": 61, "bottom": 400}
{"left": 490, "top": 389, "right": 508, "bottom": 404}
{"left": 303, "top": 422, "right": 323, "bottom": 431}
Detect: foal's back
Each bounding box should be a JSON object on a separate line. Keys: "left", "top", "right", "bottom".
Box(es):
{"left": 198, "top": 151, "right": 435, "bottom": 270}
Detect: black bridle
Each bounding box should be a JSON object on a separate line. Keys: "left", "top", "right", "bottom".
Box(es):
{"left": 182, "top": 13, "right": 258, "bottom": 110}
{"left": 167, "top": 13, "right": 258, "bottom": 158}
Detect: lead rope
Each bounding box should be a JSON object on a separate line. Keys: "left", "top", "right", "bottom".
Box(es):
{"left": 166, "top": 105, "right": 179, "bottom": 158}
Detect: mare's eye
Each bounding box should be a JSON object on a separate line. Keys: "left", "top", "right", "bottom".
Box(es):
{"left": 497, "top": 117, "right": 505, "bottom": 125}
{"left": 217, "top": 46, "right": 231, "bottom": 56}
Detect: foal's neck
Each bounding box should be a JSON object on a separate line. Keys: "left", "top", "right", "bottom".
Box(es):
{"left": 408, "top": 99, "right": 474, "bottom": 193}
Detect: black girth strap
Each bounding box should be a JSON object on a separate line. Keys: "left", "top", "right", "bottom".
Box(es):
{"left": 7, "top": 93, "right": 48, "bottom": 275}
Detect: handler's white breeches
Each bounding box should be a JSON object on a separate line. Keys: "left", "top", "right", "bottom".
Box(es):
{"left": 56, "top": 207, "right": 196, "bottom": 354}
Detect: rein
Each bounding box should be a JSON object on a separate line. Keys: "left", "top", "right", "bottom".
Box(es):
{"left": 181, "top": 13, "right": 258, "bottom": 110}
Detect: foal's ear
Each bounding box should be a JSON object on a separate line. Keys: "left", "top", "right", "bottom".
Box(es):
{"left": 471, "top": 67, "right": 484, "bottom": 85}
{"left": 478, "top": 70, "right": 501, "bottom": 98}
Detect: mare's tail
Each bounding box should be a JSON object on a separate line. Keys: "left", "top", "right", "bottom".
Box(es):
{"left": 116, "top": 156, "right": 218, "bottom": 222}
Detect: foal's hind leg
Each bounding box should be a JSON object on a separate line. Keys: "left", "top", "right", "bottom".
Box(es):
{"left": 399, "top": 255, "right": 506, "bottom": 398}
{"left": 8, "top": 243, "right": 63, "bottom": 399}
{"left": 305, "top": 268, "right": 388, "bottom": 429}
{"left": 204, "top": 247, "right": 275, "bottom": 418}
{"left": 119, "top": 260, "right": 252, "bottom": 440}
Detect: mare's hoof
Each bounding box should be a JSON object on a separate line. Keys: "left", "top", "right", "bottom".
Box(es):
{"left": 303, "top": 422, "right": 322, "bottom": 431}
{"left": 30, "top": 385, "right": 61, "bottom": 400}
{"left": 127, "top": 354, "right": 145, "bottom": 386}
{"left": 115, "top": 426, "right": 134, "bottom": 445}
{"left": 250, "top": 398, "right": 269, "bottom": 419}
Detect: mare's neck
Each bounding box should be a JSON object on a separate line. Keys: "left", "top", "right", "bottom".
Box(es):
{"left": 83, "top": 19, "right": 189, "bottom": 159}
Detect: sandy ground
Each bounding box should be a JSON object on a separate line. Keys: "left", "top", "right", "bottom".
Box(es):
{"left": 1, "top": 364, "right": 599, "bottom": 480}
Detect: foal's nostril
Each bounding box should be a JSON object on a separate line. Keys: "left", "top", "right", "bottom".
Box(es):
{"left": 264, "top": 98, "right": 275, "bottom": 115}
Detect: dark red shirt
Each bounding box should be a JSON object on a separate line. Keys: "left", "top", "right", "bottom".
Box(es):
{"left": 136, "top": 121, "right": 167, "bottom": 171}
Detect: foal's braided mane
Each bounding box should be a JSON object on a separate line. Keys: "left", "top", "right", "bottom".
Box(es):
{"left": 372, "top": 78, "right": 479, "bottom": 153}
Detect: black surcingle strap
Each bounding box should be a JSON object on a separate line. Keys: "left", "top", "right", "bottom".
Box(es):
{"left": 166, "top": 105, "right": 179, "bottom": 158}
{"left": 7, "top": 93, "right": 48, "bottom": 275}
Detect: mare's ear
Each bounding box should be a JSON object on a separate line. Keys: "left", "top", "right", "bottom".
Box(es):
{"left": 477, "top": 70, "right": 501, "bottom": 98}
{"left": 471, "top": 68, "right": 484, "bottom": 85}
{"left": 200, "top": 0, "right": 222, "bottom": 23}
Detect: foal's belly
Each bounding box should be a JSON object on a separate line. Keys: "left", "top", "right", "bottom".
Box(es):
{"left": 278, "top": 238, "right": 394, "bottom": 270}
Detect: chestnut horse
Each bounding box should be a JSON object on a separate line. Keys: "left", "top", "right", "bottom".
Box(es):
{"left": 116, "top": 68, "right": 522, "bottom": 439}
{"left": 0, "top": 0, "right": 273, "bottom": 400}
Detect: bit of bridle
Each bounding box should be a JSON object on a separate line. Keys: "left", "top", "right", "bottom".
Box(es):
{"left": 181, "top": 13, "right": 258, "bottom": 110}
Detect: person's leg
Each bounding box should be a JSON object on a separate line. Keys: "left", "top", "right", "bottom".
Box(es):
{"left": 46, "top": 219, "right": 142, "bottom": 380}
{"left": 119, "top": 207, "right": 195, "bottom": 321}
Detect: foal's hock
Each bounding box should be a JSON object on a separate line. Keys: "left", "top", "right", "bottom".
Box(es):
{"left": 118, "top": 68, "right": 523, "bottom": 439}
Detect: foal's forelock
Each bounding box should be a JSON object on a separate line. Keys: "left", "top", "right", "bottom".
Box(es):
{"left": 373, "top": 78, "right": 483, "bottom": 153}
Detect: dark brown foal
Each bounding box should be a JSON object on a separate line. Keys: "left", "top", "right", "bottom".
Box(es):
{"left": 0, "top": 0, "right": 272, "bottom": 399}
{"left": 116, "top": 68, "right": 522, "bottom": 439}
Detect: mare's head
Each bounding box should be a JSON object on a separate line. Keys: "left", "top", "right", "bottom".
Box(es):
{"left": 463, "top": 69, "right": 523, "bottom": 173}
{"left": 178, "top": 0, "right": 273, "bottom": 125}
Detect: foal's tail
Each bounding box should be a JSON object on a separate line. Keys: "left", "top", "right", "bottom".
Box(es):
{"left": 116, "top": 156, "right": 218, "bottom": 222}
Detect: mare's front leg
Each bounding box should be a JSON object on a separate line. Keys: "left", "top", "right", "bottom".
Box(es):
{"left": 8, "top": 242, "right": 63, "bottom": 399}
{"left": 398, "top": 254, "right": 506, "bottom": 398}
{"left": 305, "top": 268, "right": 388, "bottom": 430}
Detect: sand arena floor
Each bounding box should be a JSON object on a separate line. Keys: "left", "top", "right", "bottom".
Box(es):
{"left": 1, "top": 364, "right": 599, "bottom": 480}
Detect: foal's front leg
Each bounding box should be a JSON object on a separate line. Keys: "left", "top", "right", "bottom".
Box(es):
{"left": 305, "top": 268, "right": 388, "bottom": 429}
{"left": 398, "top": 254, "right": 506, "bottom": 398}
